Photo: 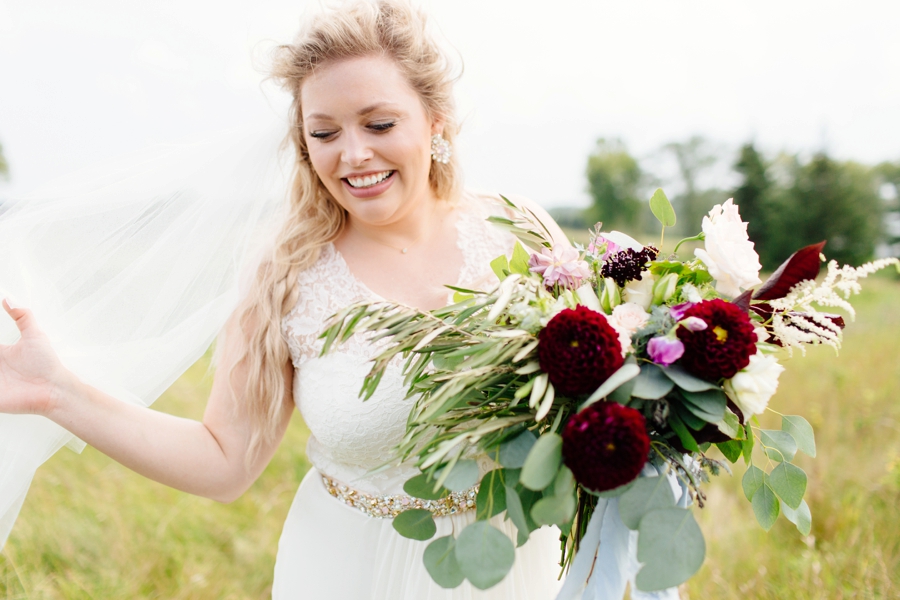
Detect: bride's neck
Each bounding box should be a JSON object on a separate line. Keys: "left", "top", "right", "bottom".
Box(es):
{"left": 343, "top": 197, "right": 451, "bottom": 251}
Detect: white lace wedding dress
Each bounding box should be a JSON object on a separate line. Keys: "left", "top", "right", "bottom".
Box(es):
{"left": 273, "top": 191, "right": 563, "bottom": 599}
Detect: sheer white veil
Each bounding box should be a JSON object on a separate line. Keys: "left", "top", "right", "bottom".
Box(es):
{"left": 0, "top": 120, "right": 294, "bottom": 548}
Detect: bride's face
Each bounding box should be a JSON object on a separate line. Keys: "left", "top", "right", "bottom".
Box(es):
{"left": 300, "top": 55, "right": 441, "bottom": 227}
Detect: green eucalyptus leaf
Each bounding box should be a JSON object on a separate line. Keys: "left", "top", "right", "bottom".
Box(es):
{"left": 404, "top": 473, "right": 450, "bottom": 500}
{"left": 751, "top": 481, "right": 780, "bottom": 531}
{"left": 530, "top": 491, "right": 576, "bottom": 527}
{"left": 455, "top": 522, "right": 516, "bottom": 590}
{"left": 498, "top": 430, "right": 537, "bottom": 468}
{"left": 632, "top": 364, "right": 675, "bottom": 400}
{"left": 476, "top": 469, "right": 508, "bottom": 521}
{"left": 680, "top": 388, "right": 727, "bottom": 422}
{"left": 439, "top": 459, "right": 481, "bottom": 492}
{"left": 672, "top": 402, "right": 707, "bottom": 431}
{"left": 619, "top": 476, "right": 677, "bottom": 530}
{"left": 742, "top": 465, "right": 765, "bottom": 501}
{"left": 553, "top": 466, "right": 575, "bottom": 497}
{"left": 742, "top": 425, "right": 754, "bottom": 463}
{"left": 660, "top": 365, "right": 718, "bottom": 392}
{"left": 716, "top": 440, "right": 742, "bottom": 464}
{"left": 591, "top": 478, "right": 637, "bottom": 498}
{"left": 768, "top": 462, "right": 807, "bottom": 510}
{"left": 760, "top": 429, "right": 798, "bottom": 462}
{"left": 393, "top": 509, "right": 437, "bottom": 541}
{"left": 504, "top": 484, "right": 531, "bottom": 547}
{"left": 782, "top": 415, "right": 816, "bottom": 458}
{"left": 520, "top": 433, "right": 562, "bottom": 491}
{"left": 717, "top": 409, "right": 742, "bottom": 438}
{"left": 649, "top": 188, "right": 677, "bottom": 228}
{"left": 635, "top": 508, "right": 704, "bottom": 592}
{"left": 781, "top": 498, "right": 812, "bottom": 536}
{"left": 423, "top": 536, "right": 465, "bottom": 588}
{"left": 668, "top": 410, "right": 699, "bottom": 451}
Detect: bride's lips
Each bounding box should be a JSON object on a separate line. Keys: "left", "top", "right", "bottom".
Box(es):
{"left": 342, "top": 171, "right": 396, "bottom": 199}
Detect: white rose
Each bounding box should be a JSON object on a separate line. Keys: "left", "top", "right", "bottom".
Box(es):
{"left": 694, "top": 199, "right": 762, "bottom": 298}
{"left": 622, "top": 274, "right": 656, "bottom": 311}
{"left": 724, "top": 352, "right": 785, "bottom": 417}
{"left": 610, "top": 302, "right": 650, "bottom": 335}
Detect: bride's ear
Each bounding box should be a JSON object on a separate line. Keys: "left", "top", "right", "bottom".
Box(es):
{"left": 430, "top": 116, "right": 445, "bottom": 137}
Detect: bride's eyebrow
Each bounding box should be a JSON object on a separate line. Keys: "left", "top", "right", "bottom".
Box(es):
{"left": 305, "top": 102, "right": 402, "bottom": 121}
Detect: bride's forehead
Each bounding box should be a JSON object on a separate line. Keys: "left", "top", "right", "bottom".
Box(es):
{"left": 300, "top": 55, "right": 421, "bottom": 115}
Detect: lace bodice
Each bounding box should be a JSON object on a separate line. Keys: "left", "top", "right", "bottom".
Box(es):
{"left": 281, "top": 192, "right": 514, "bottom": 495}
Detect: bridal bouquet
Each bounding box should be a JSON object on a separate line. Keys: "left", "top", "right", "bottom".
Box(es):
{"left": 321, "top": 190, "right": 899, "bottom": 594}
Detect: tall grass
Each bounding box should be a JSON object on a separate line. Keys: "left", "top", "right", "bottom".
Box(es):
{"left": 1, "top": 278, "right": 897, "bottom": 599}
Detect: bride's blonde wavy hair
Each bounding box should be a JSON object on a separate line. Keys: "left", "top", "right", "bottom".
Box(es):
{"left": 231, "top": 0, "right": 461, "bottom": 461}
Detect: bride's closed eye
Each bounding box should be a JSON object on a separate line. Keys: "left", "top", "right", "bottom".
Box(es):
{"left": 308, "top": 122, "right": 395, "bottom": 141}
{"left": 367, "top": 121, "right": 396, "bottom": 132}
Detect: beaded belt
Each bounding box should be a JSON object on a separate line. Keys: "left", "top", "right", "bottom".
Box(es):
{"left": 321, "top": 474, "right": 479, "bottom": 519}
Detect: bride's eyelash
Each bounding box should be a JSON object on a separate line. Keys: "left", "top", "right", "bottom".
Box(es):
{"left": 368, "top": 121, "right": 396, "bottom": 132}
{"left": 309, "top": 131, "right": 336, "bottom": 139}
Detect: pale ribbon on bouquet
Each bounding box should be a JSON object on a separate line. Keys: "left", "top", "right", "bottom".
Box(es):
{"left": 0, "top": 123, "right": 292, "bottom": 547}
{"left": 556, "top": 464, "right": 689, "bottom": 600}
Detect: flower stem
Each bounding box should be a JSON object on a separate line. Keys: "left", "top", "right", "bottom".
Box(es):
{"left": 672, "top": 232, "right": 705, "bottom": 256}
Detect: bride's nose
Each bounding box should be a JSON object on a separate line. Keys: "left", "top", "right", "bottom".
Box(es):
{"left": 340, "top": 130, "right": 374, "bottom": 167}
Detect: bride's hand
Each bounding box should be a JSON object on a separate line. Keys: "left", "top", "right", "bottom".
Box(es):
{"left": 0, "top": 299, "right": 74, "bottom": 417}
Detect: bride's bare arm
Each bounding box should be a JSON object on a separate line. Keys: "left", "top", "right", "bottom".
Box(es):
{"left": 0, "top": 299, "right": 294, "bottom": 503}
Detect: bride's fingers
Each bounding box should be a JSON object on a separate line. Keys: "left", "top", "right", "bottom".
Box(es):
{"left": 2, "top": 298, "right": 36, "bottom": 335}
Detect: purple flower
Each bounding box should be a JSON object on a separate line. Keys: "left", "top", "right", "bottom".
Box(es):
{"left": 670, "top": 302, "right": 695, "bottom": 321}
{"left": 647, "top": 336, "right": 685, "bottom": 366}
{"left": 680, "top": 316, "right": 708, "bottom": 332}
{"left": 588, "top": 234, "right": 621, "bottom": 261}
{"left": 528, "top": 246, "right": 591, "bottom": 289}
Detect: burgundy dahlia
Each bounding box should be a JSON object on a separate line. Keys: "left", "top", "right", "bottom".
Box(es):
{"left": 676, "top": 298, "right": 757, "bottom": 381}
{"left": 562, "top": 402, "right": 650, "bottom": 492}
{"left": 538, "top": 306, "right": 624, "bottom": 397}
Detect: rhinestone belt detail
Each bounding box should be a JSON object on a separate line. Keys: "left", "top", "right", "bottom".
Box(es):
{"left": 321, "top": 474, "right": 479, "bottom": 519}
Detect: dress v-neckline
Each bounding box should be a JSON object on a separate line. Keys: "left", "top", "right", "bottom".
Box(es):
{"left": 328, "top": 201, "right": 473, "bottom": 310}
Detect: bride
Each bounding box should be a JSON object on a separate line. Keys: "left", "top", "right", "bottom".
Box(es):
{"left": 0, "top": 1, "right": 579, "bottom": 597}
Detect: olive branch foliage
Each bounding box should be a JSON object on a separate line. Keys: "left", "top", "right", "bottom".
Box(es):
{"left": 320, "top": 197, "right": 563, "bottom": 486}
{"left": 319, "top": 198, "right": 608, "bottom": 588}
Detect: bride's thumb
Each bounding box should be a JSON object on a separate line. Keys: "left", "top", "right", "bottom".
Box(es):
{"left": 3, "top": 298, "right": 36, "bottom": 333}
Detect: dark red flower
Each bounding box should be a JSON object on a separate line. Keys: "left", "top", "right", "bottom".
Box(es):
{"left": 538, "top": 306, "right": 624, "bottom": 397}
{"left": 676, "top": 299, "right": 757, "bottom": 381}
{"left": 562, "top": 402, "right": 650, "bottom": 492}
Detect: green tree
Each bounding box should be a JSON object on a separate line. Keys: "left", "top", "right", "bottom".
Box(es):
{"left": 874, "top": 161, "right": 900, "bottom": 254}
{"left": 782, "top": 153, "right": 883, "bottom": 266}
{"left": 585, "top": 138, "right": 643, "bottom": 230}
{"left": 664, "top": 136, "right": 726, "bottom": 234}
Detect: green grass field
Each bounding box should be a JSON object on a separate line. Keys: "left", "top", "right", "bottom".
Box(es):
{"left": 1, "top": 277, "right": 898, "bottom": 599}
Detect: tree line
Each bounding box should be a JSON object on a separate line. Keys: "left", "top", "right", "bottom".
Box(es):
{"left": 568, "top": 137, "right": 900, "bottom": 269}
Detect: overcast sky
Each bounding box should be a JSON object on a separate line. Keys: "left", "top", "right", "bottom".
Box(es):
{"left": 1, "top": 0, "right": 898, "bottom": 207}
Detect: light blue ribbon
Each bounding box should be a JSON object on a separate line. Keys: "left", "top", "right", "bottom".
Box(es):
{"left": 556, "top": 464, "right": 689, "bottom": 600}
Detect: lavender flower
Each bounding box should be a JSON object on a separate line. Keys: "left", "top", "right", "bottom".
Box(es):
{"left": 670, "top": 302, "right": 695, "bottom": 321}
{"left": 528, "top": 246, "right": 590, "bottom": 289}
{"left": 647, "top": 336, "right": 685, "bottom": 366}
